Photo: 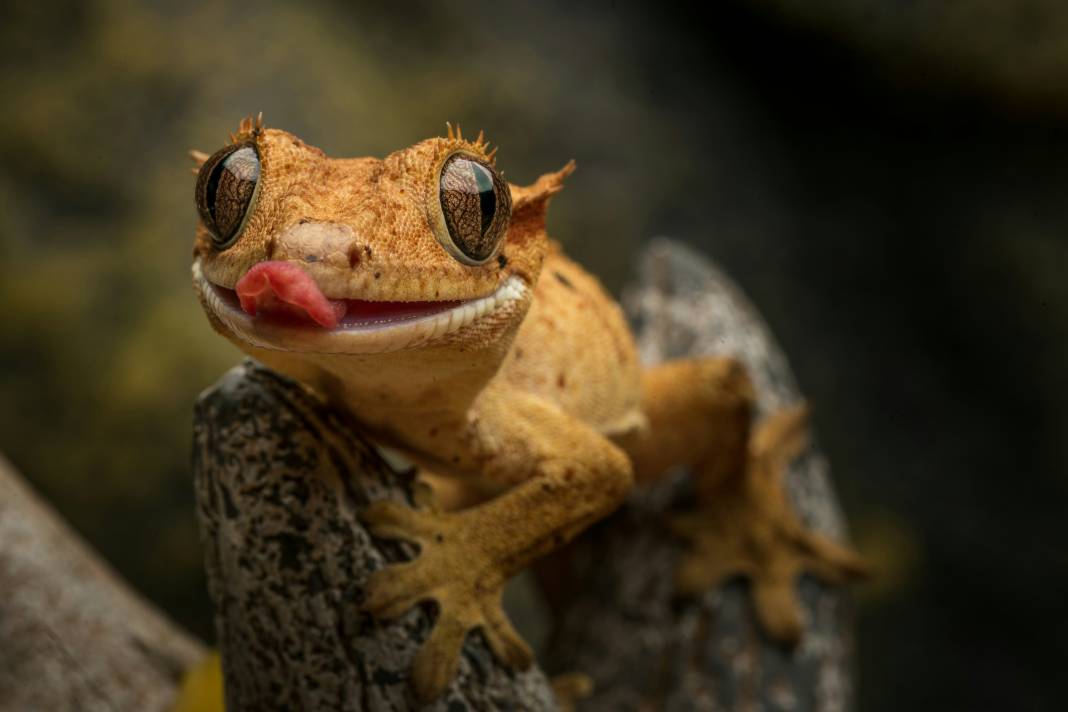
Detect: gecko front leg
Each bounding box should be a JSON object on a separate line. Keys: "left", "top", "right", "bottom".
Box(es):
{"left": 360, "top": 390, "right": 633, "bottom": 702}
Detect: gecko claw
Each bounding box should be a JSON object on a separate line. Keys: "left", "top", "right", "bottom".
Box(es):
{"left": 362, "top": 562, "right": 429, "bottom": 620}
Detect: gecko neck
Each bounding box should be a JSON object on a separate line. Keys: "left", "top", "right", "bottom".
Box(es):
{"left": 241, "top": 323, "right": 521, "bottom": 420}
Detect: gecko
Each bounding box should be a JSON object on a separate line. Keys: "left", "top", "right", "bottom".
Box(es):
{"left": 189, "top": 115, "right": 867, "bottom": 703}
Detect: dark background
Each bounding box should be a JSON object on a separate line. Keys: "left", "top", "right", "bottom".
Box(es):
{"left": 2, "top": 1, "right": 1066, "bottom": 709}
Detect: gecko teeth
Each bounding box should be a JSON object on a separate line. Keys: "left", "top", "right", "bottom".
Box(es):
{"left": 193, "top": 260, "right": 527, "bottom": 354}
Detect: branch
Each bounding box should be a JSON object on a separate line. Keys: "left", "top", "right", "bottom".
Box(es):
{"left": 546, "top": 240, "right": 858, "bottom": 710}
{"left": 0, "top": 455, "right": 204, "bottom": 712}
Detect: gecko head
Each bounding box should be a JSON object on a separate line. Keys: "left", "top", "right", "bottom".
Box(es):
{"left": 191, "top": 116, "right": 574, "bottom": 355}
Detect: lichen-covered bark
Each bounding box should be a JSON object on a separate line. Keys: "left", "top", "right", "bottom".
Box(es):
{"left": 0, "top": 455, "right": 203, "bottom": 712}
{"left": 192, "top": 363, "right": 556, "bottom": 711}
{"left": 545, "top": 240, "right": 857, "bottom": 711}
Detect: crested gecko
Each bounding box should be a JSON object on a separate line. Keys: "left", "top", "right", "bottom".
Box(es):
{"left": 189, "top": 115, "right": 866, "bottom": 703}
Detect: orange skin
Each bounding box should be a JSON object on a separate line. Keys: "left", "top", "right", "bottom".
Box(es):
{"left": 191, "top": 117, "right": 866, "bottom": 702}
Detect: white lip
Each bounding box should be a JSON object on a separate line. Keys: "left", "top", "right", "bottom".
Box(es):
{"left": 192, "top": 260, "right": 527, "bottom": 354}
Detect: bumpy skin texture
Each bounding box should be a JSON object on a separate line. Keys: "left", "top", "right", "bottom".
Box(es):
{"left": 190, "top": 117, "right": 866, "bottom": 703}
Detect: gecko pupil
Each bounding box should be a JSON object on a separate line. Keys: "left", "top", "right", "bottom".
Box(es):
{"left": 438, "top": 154, "right": 511, "bottom": 264}
{"left": 474, "top": 163, "right": 495, "bottom": 234}
{"left": 195, "top": 143, "right": 260, "bottom": 250}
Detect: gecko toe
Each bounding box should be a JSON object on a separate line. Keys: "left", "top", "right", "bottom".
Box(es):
{"left": 361, "top": 500, "right": 439, "bottom": 544}
{"left": 412, "top": 613, "right": 470, "bottom": 702}
{"left": 551, "top": 672, "right": 594, "bottom": 712}
{"left": 752, "top": 573, "right": 804, "bottom": 646}
{"left": 480, "top": 599, "right": 534, "bottom": 669}
{"left": 798, "top": 530, "right": 872, "bottom": 583}
{"left": 362, "top": 563, "right": 428, "bottom": 619}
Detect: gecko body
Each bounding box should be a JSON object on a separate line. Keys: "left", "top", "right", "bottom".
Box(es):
{"left": 191, "top": 116, "right": 866, "bottom": 702}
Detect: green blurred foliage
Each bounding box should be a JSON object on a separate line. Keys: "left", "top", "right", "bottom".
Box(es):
{"left": 2, "top": 1, "right": 1067, "bottom": 709}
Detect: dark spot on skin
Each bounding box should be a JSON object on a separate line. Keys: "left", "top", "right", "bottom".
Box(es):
{"left": 554, "top": 271, "right": 575, "bottom": 289}
{"left": 541, "top": 482, "right": 554, "bottom": 493}
{"left": 563, "top": 467, "right": 575, "bottom": 482}
{"left": 348, "top": 244, "right": 361, "bottom": 269}
{"left": 428, "top": 427, "right": 438, "bottom": 437}
{"left": 304, "top": 254, "right": 319, "bottom": 263}
{"left": 557, "top": 374, "right": 566, "bottom": 389}
{"left": 364, "top": 245, "right": 373, "bottom": 258}
{"left": 435, "top": 533, "right": 444, "bottom": 543}
{"left": 374, "top": 271, "right": 381, "bottom": 279}
{"left": 452, "top": 455, "right": 460, "bottom": 464}
{"left": 497, "top": 253, "right": 508, "bottom": 268}
{"left": 298, "top": 217, "right": 310, "bottom": 225}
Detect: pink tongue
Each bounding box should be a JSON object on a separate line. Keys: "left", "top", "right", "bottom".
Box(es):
{"left": 235, "top": 261, "right": 347, "bottom": 328}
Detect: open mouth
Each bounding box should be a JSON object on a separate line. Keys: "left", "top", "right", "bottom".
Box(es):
{"left": 192, "top": 259, "right": 526, "bottom": 354}
{"left": 230, "top": 261, "right": 469, "bottom": 330}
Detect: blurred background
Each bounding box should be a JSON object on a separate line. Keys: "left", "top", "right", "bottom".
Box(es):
{"left": 2, "top": 0, "right": 1066, "bottom": 709}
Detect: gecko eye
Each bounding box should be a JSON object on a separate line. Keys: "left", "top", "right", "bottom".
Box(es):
{"left": 195, "top": 143, "right": 261, "bottom": 250}
{"left": 432, "top": 153, "right": 511, "bottom": 265}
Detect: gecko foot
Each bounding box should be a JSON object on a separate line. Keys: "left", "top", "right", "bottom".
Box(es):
{"left": 360, "top": 500, "right": 534, "bottom": 702}
{"left": 671, "top": 405, "right": 869, "bottom": 645}
{"left": 551, "top": 671, "right": 594, "bottom": 712}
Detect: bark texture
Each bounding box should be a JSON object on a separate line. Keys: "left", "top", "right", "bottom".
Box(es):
{"left": 0, "top": 455, "right": 204, "bottom": 712}
{"left": 192, "top": 364, "right": 556, "bottom": 711}
{"left": 190, "top": 239, "right": 859, "bottom": 711}
{"left": 546, "top": 240, "right": 857, "bottom": 711}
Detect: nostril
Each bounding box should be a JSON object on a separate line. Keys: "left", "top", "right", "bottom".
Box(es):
{"left": 274, "top": 221, "right": 358, "bottom": 267}
{"left": 348, "top": 244, "right": 362, "bottom": 269}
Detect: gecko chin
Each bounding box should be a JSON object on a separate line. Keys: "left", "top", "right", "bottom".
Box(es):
{"left": 192, "top": 259, "right": 528, "bottom": 354}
